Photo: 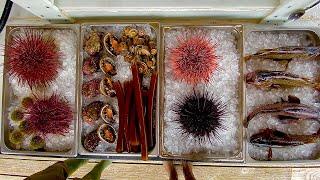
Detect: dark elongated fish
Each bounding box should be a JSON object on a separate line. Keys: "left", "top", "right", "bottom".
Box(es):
{"left": 244, "top": 95, "right": 320, "bottom": 128}
{"left": 246, "top": 70, "right": 320, "bottom": 91}
{"left": 250, "top": 128, "right": 320, "bottom": 160}
{"left": 250, "top": 128, "right": 320, "bottom": 148}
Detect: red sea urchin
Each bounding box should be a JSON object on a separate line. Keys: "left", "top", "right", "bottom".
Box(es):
{"left": 24, "top": 94, "right": 73, "bottom": 135}
{"left": 6, "top": 29, "right": 62, "bottom": 88}
{"left": 169, "top": 34, "right": 218, "bottom": 85}
{"left": 173, "top": 90, "right": 226, "bottom": 142}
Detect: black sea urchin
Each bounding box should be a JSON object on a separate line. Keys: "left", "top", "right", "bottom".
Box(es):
{"left": 173, "top": 90, "right": 226, "bottom": 142}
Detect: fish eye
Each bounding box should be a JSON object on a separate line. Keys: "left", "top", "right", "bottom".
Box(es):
{"left": 309, "top": 47, "right": 319, "bottom": 53}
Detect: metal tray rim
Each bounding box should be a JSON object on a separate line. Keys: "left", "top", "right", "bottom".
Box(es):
{"left": 1, "top": 24, "right": 80, "bottom": 157}
{"left": 78, "top": 22, "right": 161, "bottom": 158}
{"left": 243, "top": 25, "right": 320, "bottom": 164}
{"left": 159, "top": 24, "right": 245, "bottom": 162}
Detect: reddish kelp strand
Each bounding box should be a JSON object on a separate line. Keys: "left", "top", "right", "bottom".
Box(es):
{"left": 173, "top": 90, "right": 227, "bottom": 143}
{"left": 132, "top": 64, "right": 148, "bottom": 160}
{"left": 113, "top": 81, "right": 126, "bottom": 153}
{"left": 24, "top": 94, "right": 73, "bottom": 135}
{"left": 124, "top": 81, "right": 133, "bottom": 151}
{"left": 146, "top": 72, "right": 157, "bottom": 149}
{"left": 169, "top": 34, "right": 218, "bottom": 85}
{"left": 6, "top": 30, "right": 62, "bottom": 88}
{"left": 128, "top": 97, "right": 140, "bottom": 152}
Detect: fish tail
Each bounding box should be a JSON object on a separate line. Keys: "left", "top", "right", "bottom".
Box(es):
{"left": 244, "top": 115, "right": 251, "bottom": 128}
{"left": 244, "top": 113, "right": 255, "bottom": 128}
{"left": 245, "top": 107, "right": 267, "bottom": 128}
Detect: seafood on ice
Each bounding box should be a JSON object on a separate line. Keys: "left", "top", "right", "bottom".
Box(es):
{"left": 245, "top": 46, "right": 320, "bottom": 68}
{"left": 250, "top": 128, "right": 320, "bottom": 160}
{"left": 245, "top": 95, "right": 320, "bottom": 128}
{"left": 246, "top": 70, "right": 320, "bottom": 91}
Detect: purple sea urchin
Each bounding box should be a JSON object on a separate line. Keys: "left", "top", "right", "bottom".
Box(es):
{"left": 24, "top": 94, "right": 73, "bottom": 136}
{"left": 173, "top": 90, "right": 226, "bottom": 142}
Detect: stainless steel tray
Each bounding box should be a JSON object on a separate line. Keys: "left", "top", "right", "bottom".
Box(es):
{"left": 2, "top": 23, "right": 320, "bottom": 167}
{"left": 159, "top": 24, "right": 245, "bottom": 163}
{"left": 1, "top": 25, "right": 80, "bottom": 157}
{"left": 78, "top": 22, "right": 160, "bottom": 159}
{"left": 243, "top": 25, "right": 320, "bottom": 166}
